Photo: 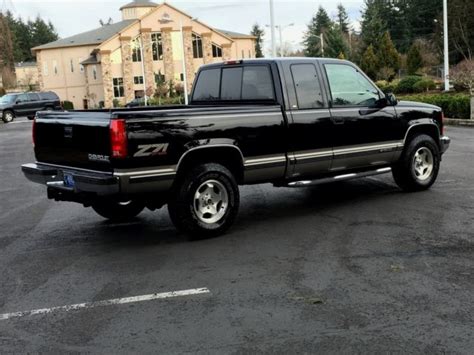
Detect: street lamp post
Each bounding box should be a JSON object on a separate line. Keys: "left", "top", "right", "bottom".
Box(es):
{"left": 313, "top": 33, "right": 324, "bottom": 57}
{"left": 443, "top": 0, "right": 450, "bottom": 92}
{"left": 269, "top": 0, "right": 277, "bottom": 57}
{"left": 277, "top": 23, "right": 294, "bottom": 57}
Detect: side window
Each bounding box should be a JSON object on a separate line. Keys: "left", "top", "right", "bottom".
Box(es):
{"left": 242, "top": 66, "right": 274, "bottom": 100}
{"left": 193, "top": 68, "right": 221, "bottom": 101}
{"left": 325, "top": 64, "right": 380, "bottom": 107}
{"left": 17, "top": 94, "right": 29, "bottom": 103}
{"left": 28, "top": 93, "right": 40, "bottom": 102}
{"left": 291, "top": 64, "right": 324, "bottom": 109}
{"left": 221, "top": 67, "right": 243, "bottom": 100}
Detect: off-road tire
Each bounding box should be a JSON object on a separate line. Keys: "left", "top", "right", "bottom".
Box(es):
{"left": 168, "top": 163, "right": 240, "bottom": 239}
{"left": 392, "top": 134, "right": 440, "bottom": 192}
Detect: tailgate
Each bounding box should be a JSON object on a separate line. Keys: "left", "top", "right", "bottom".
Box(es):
{"left": 34, "top": 111, "right": 113, "bottom": 171}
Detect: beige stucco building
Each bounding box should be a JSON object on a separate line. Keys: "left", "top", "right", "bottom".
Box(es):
{"left": 32, "top": 0, "right": 257, "bottom": 109}
{"left": 15, "top": 62, "right": 39, "bottom": 90}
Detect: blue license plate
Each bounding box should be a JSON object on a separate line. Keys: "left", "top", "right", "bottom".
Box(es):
{"left": 63, "top": 173, "right": 75, "bottom": 188}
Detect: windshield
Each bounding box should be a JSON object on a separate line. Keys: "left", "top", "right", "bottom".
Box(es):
{"left": 0, "top": 95, "right": 17, "bottom": 104}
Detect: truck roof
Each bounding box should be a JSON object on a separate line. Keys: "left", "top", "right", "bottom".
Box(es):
{"left": 200, "top": 57, "right": 351, "bottom": 70}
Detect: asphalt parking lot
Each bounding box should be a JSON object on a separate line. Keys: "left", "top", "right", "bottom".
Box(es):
{"left": 1, "top": 117, "right": 473, "bottom": 353}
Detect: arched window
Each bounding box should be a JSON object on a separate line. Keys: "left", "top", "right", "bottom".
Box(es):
{"left": 132, "top": 38, "right": 142, "bottom": 62}
{"left": 192, "top": 33, "right": 203, "bottom": 58}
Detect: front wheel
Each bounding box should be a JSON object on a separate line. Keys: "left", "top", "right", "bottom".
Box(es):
{"left": 92, "top": 200, "right": 145, "bottom": 221}
{"left": 168, "top": 163, "right": 240, "bottom": 239}
{"left": 2, "top": 110, "right": 15, "bottom": 123}
{"left": 392, "top": 134, "right": 440, "bottom": 192}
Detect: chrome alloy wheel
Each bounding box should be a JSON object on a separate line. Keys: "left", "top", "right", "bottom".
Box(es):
{"left": 3, "top": 111, "right": 14, "bottom": 122}
{"left": 193, "top": 180, "right": 229, "bottom": 224}
{"left": 413, "top": 147, "right": 434, "bottom": 181}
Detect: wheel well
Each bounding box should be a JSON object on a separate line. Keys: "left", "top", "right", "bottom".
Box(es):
{"left": 405, "top": 124, "right": 440, "bottom": 148}
{"left": 176, "top": 147, "right": 245, "bottom": 183}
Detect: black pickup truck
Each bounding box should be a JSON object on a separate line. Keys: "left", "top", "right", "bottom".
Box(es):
{"left": 22, "top": 58, "right": 450, "bottom": 237}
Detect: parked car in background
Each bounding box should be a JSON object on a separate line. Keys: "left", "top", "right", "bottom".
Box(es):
{"left": 125, "top": 96, "right": 150, "bottom": 108}
{"left": 0, "top": 91, "right": 61, "bottom": 123}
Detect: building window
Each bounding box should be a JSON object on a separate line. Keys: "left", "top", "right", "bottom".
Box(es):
{"left": 180, "top": 73, "right": 184, "bottom": 82}
{"left": 212, "top": 44, "right": 222, "bottom": 58}
{"left": 155, "top": 72, "right": 165, "bottom": 83}
{"left": 113, "top": 78, "right": 124, "bottom": 98}
{"left": 192, "top": 33, "right": 203, "bottom": 58}
{"left": 53, "top": 60, "right": 58, "bottom": 75}
{"left": 70, "top": 59, "right": 74, "bottom": 73}
{"left": 249, "top": 50, "right": 251, "bottom": 58}
{"left": 43, "top": 62, "right": 48, "bottom": 76}
{"left": 134, "top": 76, "right": 144, "bottom": 84}
{"left": 132, "top": 38, "right": 142, "bottom": 62}
{"left": 152, "top": 33, "right": 163, "bottom": 61}
{"left": 241, "top": 50, "right": 245, "bottom": 59}
{"left": 92, "top": 65, "right": 97, "bottom": 80}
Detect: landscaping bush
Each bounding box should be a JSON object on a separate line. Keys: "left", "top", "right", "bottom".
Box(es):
{"left": 62, "top": 100, "right": 74, "bottom": 110}
{"left": 398, "top": 93, "right": 470, "bottom": 119}
{"left": 0, "top": 87, "right": 5, "bottom": 97}
{"left": 413, "top": 79, "right": 436, "bottom": 93}
{"left": 376, "top": 80, "right": 397, "bottom": 93}
{"left": 394, "top": 75, "right": 423, "bottom": 94}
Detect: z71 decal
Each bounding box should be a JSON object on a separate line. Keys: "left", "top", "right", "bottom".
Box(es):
{"left": 134, "top": 143, "right": 170, "bottom": 158}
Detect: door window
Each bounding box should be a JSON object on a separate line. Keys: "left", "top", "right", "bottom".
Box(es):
{"left": 291, "top": 64, "right": 324, "bottom": 109}
{"left": 28, "top": 93, "right": 40, "bottom": 102}
{"left": 16, "top": 94, "right": 29, "bottom": 103}
{"left": 325, "top": 64, "right": 380, "bottom": 107}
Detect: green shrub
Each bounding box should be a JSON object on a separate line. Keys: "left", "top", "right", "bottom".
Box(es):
{"left": 376, "top": 80, "right": 397, "bottom": 93}
{"left": 413, "top": 79, "right": 436, "bottom": 93}
{"left": 394, "top": 75, "right": 423, "bottom": 94}
{"left": 0, "top": 87, "right": 5, "bottom": 96}
{"left": 62, "top": 101, "right": 74, "bottom": 110}
{"left": 398, "top": 93, "right": 470, "bottom": 119}
{"left": 112, "top": 99, "right": 122, "bottom": 108}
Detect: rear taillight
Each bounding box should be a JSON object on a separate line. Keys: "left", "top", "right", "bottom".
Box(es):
{"left": 110, "top": 119, "right": 128, "bottom": 159}
{"left": 32, "top": 119, "right": 36, "bottom": 147}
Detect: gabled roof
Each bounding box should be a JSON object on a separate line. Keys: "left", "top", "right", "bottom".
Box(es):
{"left": 32, "top": 20, "right": 136, "bottom": 52}
{"left": 215, "top": 29, "right": 256, "bottom": 40}
{"left": 120, "top": 0, "right": 158, "bottom": 11}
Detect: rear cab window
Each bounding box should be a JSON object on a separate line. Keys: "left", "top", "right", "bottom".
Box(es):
{"left": 290, "top": 63, "right": 324, "bottom": 109}
{"left": 192, "top": 65, "right": 275, "bottom": 103}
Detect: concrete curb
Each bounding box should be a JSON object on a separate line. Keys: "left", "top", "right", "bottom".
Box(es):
{"left": 445, "top": 118, "right": 474, "bottom": 127}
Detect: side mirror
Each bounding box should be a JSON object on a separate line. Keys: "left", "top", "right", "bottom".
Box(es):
{"left": 385, "top": 92, "right": 398, "bottom": 106}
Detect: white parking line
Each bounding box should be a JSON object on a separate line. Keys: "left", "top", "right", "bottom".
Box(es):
{"left": 0, "top": 288, "right": 210, "bottom": 321}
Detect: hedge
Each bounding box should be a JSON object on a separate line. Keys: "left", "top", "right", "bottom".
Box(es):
{"left": 398, "top": 93, "right": 471, "bottom": 119}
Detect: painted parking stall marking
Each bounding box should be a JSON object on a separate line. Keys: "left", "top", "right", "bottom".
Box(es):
{"left": 0, "top": 288, "right": 211, "bottom": 321}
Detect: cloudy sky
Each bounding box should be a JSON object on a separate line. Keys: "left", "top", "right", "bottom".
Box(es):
{"left": 3, "top": 0, "right": 365, "bottom": 53}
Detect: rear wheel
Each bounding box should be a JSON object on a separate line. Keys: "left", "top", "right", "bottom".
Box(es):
{"left": 392, "top": 134, "right": 440, "bottom": 191}
{"left": 2, "top": 110, "right": 15, "bottom": 123}
{"left": 168, "top": 163, "right": 240, "bottom": 238}
{"left": 92, "top": 199, "right": 145, "bottom": 221}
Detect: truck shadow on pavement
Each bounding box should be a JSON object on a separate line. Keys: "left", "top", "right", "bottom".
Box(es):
{"left": 81, "top": 177, "right": 409, "bottom": 247}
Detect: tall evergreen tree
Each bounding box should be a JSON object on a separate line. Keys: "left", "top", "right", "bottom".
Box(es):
{"left": 250, "top": 24, "right": 265, "bottom": 58}
{"left": 336, "top": 4, "right": 350, "bottom": 34}
{"left": 360, "top": 45, "right": 378, "bottom": 79}
{"left": 325, "top": 25, "right": 349, "bottom": 59}
{"left": 360, "top": 0, "right": 387, "bottom": 51}
{"left": 377, "top": 31, "right": 401, "bottom": 75}
{"left": 30, "top": 16, "right": 59, "bottom": 50}
{"left": 407, "top": 43, "right": 423, "bottom": 74}
{"left": 304, "top": 6, "right": 332, "bottom": 57}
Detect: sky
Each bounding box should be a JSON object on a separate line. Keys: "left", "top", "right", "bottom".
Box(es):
{"left": 2, "top": 0, "right": 366, "bottom": 54}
